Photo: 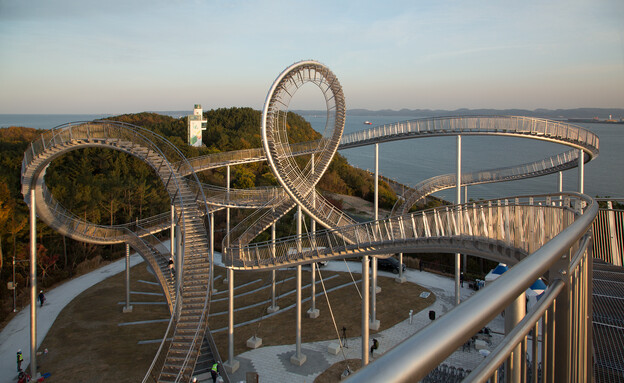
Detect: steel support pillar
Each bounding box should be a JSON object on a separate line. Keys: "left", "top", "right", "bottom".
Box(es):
{"left": 559, "top": 171, "right": 563, "bottom": 193}
{"left": 268, "top": 223, "right": 279, "bottom": 313}
{"left": 29, "top": 189, "right": 37, "bottom": 378}
{"left": 226, "top": 165, "right": 230, "bottom": 248}
{"left": 455, "top": 135, "right": 462, "bottom": 305}
{"left": 395, "top": 252, "right": 406, "bottom": 283}
{"left": 362, "top": 255, "right": 370, "bottom": 367}
{"left": 224, "top": 267, "right": 239, "bottom": 373}
{"left": 371, "top": 143, "right": 380, "bottom": 330}
{"left": 291, "top": 206, "right": 306, "bottom": 365}
{"left": 308, "top": 171, "right": 319, "bottom": 318}
{"left": 505, "top": 292, "right": 526, "bottom": 383}
{"left": 578, "top": 149, "right": 584, "bottom": 194}
{"left": 123, "top": 243, "right": 133, "bottom": 313}
{"left": 210, "top": 212, "right": 215, "bottom": 292}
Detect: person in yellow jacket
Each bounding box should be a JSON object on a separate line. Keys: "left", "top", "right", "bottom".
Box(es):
{"left": 210, "top": 362, "right": 220, "bottom": 382}
{"left": 17, "top": 349, "right": 23, "bottom": 372}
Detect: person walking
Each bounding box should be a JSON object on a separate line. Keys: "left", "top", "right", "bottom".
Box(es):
{"left": 38, "top": 290, "right": 45, "bottom": 307}
{"left": 17, "top": 349, "right": 23, "bottom": 372}
{"left": 210, "top": 362, "right": 220, "bottom": 383}
{"left": 168, "top": 257, "right": 175, "bottom": 278}
{"left": 370, "top": 338, "right": 379, "bottom": 356}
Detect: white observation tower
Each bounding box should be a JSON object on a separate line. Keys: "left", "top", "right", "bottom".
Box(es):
{"left": 187, "top": 104, "right": 207, "bottom": 147}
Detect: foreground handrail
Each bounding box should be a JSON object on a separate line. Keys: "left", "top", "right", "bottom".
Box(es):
{"left": 345, "top": 194, "right": 596, "bottom": 382}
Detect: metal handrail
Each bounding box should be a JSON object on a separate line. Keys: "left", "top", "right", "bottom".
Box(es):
{"left": 391, "top": 149, "right": 582, "bottom": 215}
{"left": 224, "top": 193, "right": 582, "bottom": 269}
{"left": 345, "top": 193, "right": 597, "bottom": 382}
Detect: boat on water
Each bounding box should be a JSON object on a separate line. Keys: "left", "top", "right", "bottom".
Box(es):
{"left": 364, "top": 121, "right": 372, "bottom": 125}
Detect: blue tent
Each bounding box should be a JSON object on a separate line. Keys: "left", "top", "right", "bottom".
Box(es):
{"left": 485, "top": 263, "right": 509, "bottom": 281}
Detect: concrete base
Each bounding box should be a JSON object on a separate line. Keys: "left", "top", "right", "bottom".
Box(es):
{"left": 327, "top": 342, "right": 341, "bottom": 355}
{"left": 267, "top": 305, "right": 280, "bottom": 314}
{"left": 246, "top": 336, "right": 262, "bottom": 349}
{"left": 372, "top": 286, "right": 381, "bottom": 294}
{"left": 307, "top": 308, "right": 320, "bottom": 318}
{"left": 290, "top": 352, "right": 307, "bottom": 366}
{"left": 369, "top": 319, "right": 380, "bottom": 331}
{"left": 122, "top": 305, "right": 133, "bottom": 313}
{"left": 394, "top": 276, "right": 406, "bottom": 283}
{"left": 223, "top": 359, "right": 240, "bottom": 374}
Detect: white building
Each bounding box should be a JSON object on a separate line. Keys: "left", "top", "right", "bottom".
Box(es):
{"left": 187, "top": 104, "right": 207, "bottom": 147}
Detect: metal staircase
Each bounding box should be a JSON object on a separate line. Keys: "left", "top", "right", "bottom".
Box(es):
{"left": 21, "top": 121, "right": 217, "bottom": 383}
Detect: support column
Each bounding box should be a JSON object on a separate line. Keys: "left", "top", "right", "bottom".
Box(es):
{"left": 210, "top": 213, "right": 216, "bottom": 292}
{"left": 308, "top": 156, "right": 319, "bottom": 318}
{"left": 578, "top": 149, "right": 584, "bottom": 194}
{"left": 224, "top": 268, "right": 239, "bottom": 373}
{"left": 455, "top": 135, "right": 462, "bottom": 305}
{"left": 226, "top": 165, "right": 231, "bottom": 248}
{"left": 371, "top": 143, "right": 380, "bottom": 330}
{"left": 505, "top": 292, "right": 526, "bottom": 383}
{"left": 123, "top": 244, "right": 133, "bottom": 313}
{"left": 362, "top": 255, "right": 370, "bottom": 367}
{"left": 29, "top": 189, "right": 37, "bottom": 378}
{"left": 268, "top": 223, "right": 279, "bottom": 313}
{"left": 395, "top": 252, "right": 406, "bottom": 283}
{"left": 291, "top": 207, "right": 306, "bottom": 365}
{"left": 559, "top": 171, "right": 563, "bottom": 193}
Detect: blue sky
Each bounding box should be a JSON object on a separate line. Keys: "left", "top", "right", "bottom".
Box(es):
{"left": 1, "top": 0, "right": 622, "bottom": 114}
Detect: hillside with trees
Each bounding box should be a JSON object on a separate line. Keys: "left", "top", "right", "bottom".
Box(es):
{"left": 0, "top": 108, "right": 396, "bottom": 324}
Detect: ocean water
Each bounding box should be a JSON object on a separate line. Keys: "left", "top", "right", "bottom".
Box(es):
{"left": 304, "top": 114, "right": 624, "bottom": 201}
{"left": 2, "top": 113, "right": 622, "bottom": 199}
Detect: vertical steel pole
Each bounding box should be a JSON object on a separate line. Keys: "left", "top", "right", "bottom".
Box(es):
{"left": 505, "top": 292, "right": 526, "bottom": 383}
{"left": 268, "top": 223, "right": 278, "bottom": 312}
{"left": 210, "top": 212, "right": 215, "bottom": 292}
{"left": 227, "top": 267, "right": 235, "bottom": 367}
{"left": 559, "top": 171, "right": 563, "bottom": 193}
{"left": 578, "top": 149, "right": 584, "bottom": 194}
{"left": 295, "top": 264, "right": 303, "bottom": 359}
{"left": 455, "top": 135, "right": 462, "bottom": 305}
{"left": 29, "top": 189, "right": 37, "bottom": 378}
{"left": 123, "top": 243, "right": 132, "bottom": 313}
{"left": 170, "top": 204, "right": 175, "bottom": 262}
{"left": 226, "top": 165, "right": 230, "bottom": 248}
{"left": 362, "top": 255, "right": 370, "bottom": 367}
{"left": 607, "top": 201, "right": 622, "bottom": 266}
{"left": 308, "top": 156, "right": 318, "bottom": 317}
{"left": 371, "top": 143, "right": 379, "bottom": 329}
{"left": 291, "top": 205, "right": 306, "bottom": 365}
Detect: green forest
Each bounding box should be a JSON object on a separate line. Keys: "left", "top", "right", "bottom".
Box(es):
{"left": 0, "top": 108, "right": 397, "bottom": 323}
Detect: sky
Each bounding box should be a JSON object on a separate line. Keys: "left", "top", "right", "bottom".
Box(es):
{"left": 1, "top": 0, "right": 623, "bottom": 114}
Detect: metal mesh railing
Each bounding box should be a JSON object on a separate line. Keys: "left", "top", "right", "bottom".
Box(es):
{"left": 225, "top": 194, "right": 582, "bottom": 269}
{"left": 339, "top": 116, "right": 599, "bottom": 158}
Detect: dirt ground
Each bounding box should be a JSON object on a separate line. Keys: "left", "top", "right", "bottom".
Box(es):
{"left": 32, "top": 262, "right": 434, "bottom": 382}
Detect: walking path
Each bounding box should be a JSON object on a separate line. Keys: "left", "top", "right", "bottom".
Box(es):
{"left": 0, "top": 254, "right": 142, "bottom": 383}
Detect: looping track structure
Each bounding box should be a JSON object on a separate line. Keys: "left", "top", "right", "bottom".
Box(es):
{"left": 20, "top": 60, "right": 602, "bottom": 382}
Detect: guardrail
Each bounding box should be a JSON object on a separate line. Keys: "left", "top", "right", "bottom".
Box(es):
{"left": 345, "top": 193, "right": 596, "bottom": 382}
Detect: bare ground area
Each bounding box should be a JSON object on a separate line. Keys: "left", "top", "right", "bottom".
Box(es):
{"left": 34, "top": 262, "right": 434, "bottom": 382}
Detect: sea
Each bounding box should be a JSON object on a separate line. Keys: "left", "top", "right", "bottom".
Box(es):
{"left": 2, "top": 113, "right": 623, "bottom": 201}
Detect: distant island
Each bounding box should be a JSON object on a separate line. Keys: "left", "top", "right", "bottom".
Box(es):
{"left": 292, "top": 107, "right": 624, "bottom": 123}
